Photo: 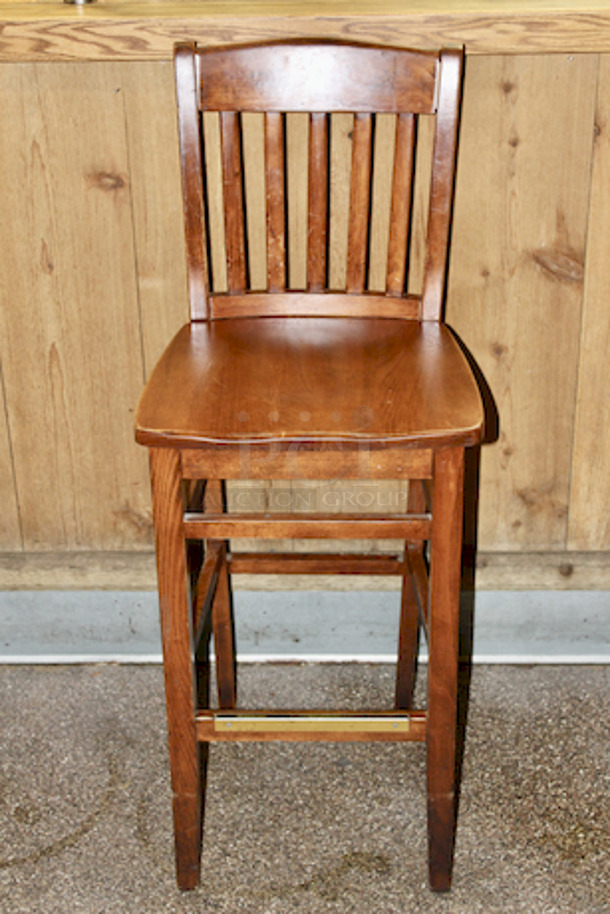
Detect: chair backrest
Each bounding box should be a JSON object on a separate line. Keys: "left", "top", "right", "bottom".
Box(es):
{"left": 175, "top": 40, "right": 462, "bottom": 322}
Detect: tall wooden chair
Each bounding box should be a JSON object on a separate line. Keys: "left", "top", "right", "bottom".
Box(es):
{"left": 135, "top": 39, "right": 483, "bottom": 892}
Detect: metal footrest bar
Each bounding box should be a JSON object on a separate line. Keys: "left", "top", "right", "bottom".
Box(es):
{"left": 195, "top": 710, "right": 426, "bottom": 742}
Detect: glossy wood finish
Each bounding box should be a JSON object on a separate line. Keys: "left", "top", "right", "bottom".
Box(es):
{"left": 1, "top": 55, "right": 606, "bottom": 557}
{"left": 149, "top": 448, "right": 200, "bottom": 890}
{"left": 307, "top": 112, "right": 329, "bottom": 291}
{"left": 426, "top": 446, "right": 464, "bottom": 892}
{"left": 395, "top": 479, "right": 427, "bottom": 709}
{"left": 175, "top": 44, "right": 208, "bottom": 320}
{"left": 135, "top": 320, "right": 483, "bottom": 448}
{"left": 203, "top": 480, "right": 237, "bottom": 709}
{"left": 183, "top": 511, "right": 432, "bottom": 541}
{"left": 171, "top": 40, "right": 461, "bottom": 312}
{"left": 387, "top": 114, "right": 416, "bottom": 297}
{"left": 137, "top": 40, "right": 479, "bottom": 894}
{"left": 228, "top": 551, "right": 403, "bottom": 574}
{"left": 422, "top": 50, "right": 462, "bottom": 321}
{"left": 197, "top": 42, "right": 438, "bottom": 114}
{"left": 180, "top": 442, "right": 434, "bottom": 480}
{"left": 208, "top": 291, "right": 420, "bottom": 319}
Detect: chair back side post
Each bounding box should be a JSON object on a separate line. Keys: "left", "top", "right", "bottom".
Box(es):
{"left": 421, "top": 49, "right": 463, "bottom": 321}
{"left": 175, "top": 42, "right": 210, "bottom": 320}
{"left": 175, "top": 41, "right": 463, "bottom": 322}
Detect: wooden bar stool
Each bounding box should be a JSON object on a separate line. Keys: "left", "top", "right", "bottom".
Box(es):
{"left": 135, "top": 39, "right": 484, "bottom": 893}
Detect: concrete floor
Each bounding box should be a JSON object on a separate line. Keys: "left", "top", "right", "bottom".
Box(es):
{"left": 0, "top": 663, "right": 608, "bottom": 913}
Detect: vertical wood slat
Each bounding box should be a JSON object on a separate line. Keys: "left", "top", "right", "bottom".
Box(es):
{"left": 346, "top": 113, "right": 373, "bottom": 293}
{"left": 387, "top": 113, "right": 416, "bottom": 298}
{"left": 265, "top": 111, "right": 286, "bottom": 292}
{"left": 220, "top": 111, "right": 247, "bottom": 293}
{"left": 307, "top": 112, "right": 329, "bottom": 291}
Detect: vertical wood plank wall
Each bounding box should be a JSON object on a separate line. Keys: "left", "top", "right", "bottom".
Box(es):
{"left": 0, "top": 55, "right": 608, "bottom": 574}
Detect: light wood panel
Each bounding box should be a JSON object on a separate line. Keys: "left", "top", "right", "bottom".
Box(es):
{"left": 114, "top": 60, "right": 189, "bottom": 372}
{"left": 1, "top": 549, "right": 609, "bottom": 590}
{"left": 568, "top": 53, "right": 610, "bottom": 550}
{"left": 5, "top": 1, "right": 610, "bottom": 60}
{"left": 0, "top": 51, "right": 608, "bottom": 566}
{"left": 447, "top": 53, "right": 598, "bottom": 550}
{"left": 0, "top": 62, "right": 151, "bottom": 550}
{"left": 0, "top": 372, "right": 22, "bottom": 549}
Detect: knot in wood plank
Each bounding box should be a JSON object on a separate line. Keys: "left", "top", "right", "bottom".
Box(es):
{"left": 531, "top": 247, "right": 584, "bottom": 284}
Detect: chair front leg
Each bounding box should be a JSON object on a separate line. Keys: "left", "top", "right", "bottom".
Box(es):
{"left": 426, "top": 446, "right": 465, "bottom": 892}
{"left": 150, "top": 447, "right": 201, "bottom": 890}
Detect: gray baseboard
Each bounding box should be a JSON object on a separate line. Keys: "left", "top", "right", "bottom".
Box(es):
{"left": 1, "top": 589, "right": 608, "bottom": 664}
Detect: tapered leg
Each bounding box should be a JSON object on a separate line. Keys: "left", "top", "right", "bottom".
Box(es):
{"left": 395, "top": 479, "right": 426, "bottom": 709}
{"left": 212, "top": 551, "right": 237, "bottom": 707}
{"left": 205, "top": 481, "right": 237, "bottom": 708}
{"left": 427, "top": 446, "right": 465, "bottom": 892}
{"left": 150, "top": 448, "right": 201, "bottom": 890}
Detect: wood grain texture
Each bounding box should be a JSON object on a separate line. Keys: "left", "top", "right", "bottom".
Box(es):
{"left": 183, "top": 512, "right": 432, "bottom": 540}
{"left": 328, "top": 113, "right": 352, "bottom": 290}
{"left": 446, "top": 53, "right": 598, "bottom": 549}
{"left": 346, "top": 113, "right": 373, "bottom": 293}
{"left": 426, "top": 445, "right": 464, "bottom": 891}
{"left": 220, "top": 111, "right": 248, "bottom": 293}
{"left": 265, "top": 111, "right": 286, "bottom": 292}
{"left": 5, "top": 3, "right": 610, "bottom": 60}
{"left": 395, "top": 478, "right": 426, "bottom": 709}
{"left": 421, "top": 49, "right": 461, "bottom": 321}
{"left": 0, "top": 374, "right": 21, "bottom": 550}
{"left": 0, "top": 50, "right": 606, "bottom": 558}
{"left": 208, "top": 291, "right": 420, "bottom": 319}
{"left": 1, "top": 549, "right": 608, "bottom": 590}
{"left": 180, "top": 443, "right": 433, "bottom": 480}
{"left": 135, "top": 319, "right": 484, "bottom": 448}
{"left": 307, "top": 112, "right": 329, "bottom": 291}
{"left": 568, "top": 53, "right": 610, "bottom": 550}
{"left": 0, "top": 62, "right": 151, "bottom": 550}
{"left": 241, "top": 112, "right": 267, "bottom": 291}
{"left": 197, "top": 42, "right": 437, "bottom": 113}
{"left": 386, "top": 114, "right": 415, "bottom": 296}
{"left": 117, "top": 59, "right": 190, "bottom": 365}
{"left": 174, "top": 44, "right": 208, "bottom": 320}
{"left": 149, "top": 447, "right": 200, "bottom": 890}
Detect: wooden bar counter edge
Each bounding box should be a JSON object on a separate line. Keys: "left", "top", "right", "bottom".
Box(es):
{"left": 3, "top": 0, "right": 610, "bottom": 60}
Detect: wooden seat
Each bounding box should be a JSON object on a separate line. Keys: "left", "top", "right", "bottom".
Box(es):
{"left": 136, "top": 318, "right": 483, "bottom": 447}
{"left": 135, "top": 39, "right": 484, "bottom": 893}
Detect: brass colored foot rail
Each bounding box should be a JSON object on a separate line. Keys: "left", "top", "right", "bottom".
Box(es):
{"left": 195, "top": 710, "right": 427, "bottom": 742}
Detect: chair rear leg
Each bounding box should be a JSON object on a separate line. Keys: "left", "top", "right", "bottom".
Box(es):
{"left": 150, "top": 448, "right": 201, "bottom": 890}
{"left": 205, "top": 481, "right": 237, "bottom": 708}
{"left": 427, "top": 446, "right": 465, "bottom": 892}
{"left": 395, "top": 480, "right": 426, "bottom": 709}
{"left": 212, "top": 550, "right": 237, "bottom": 708}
